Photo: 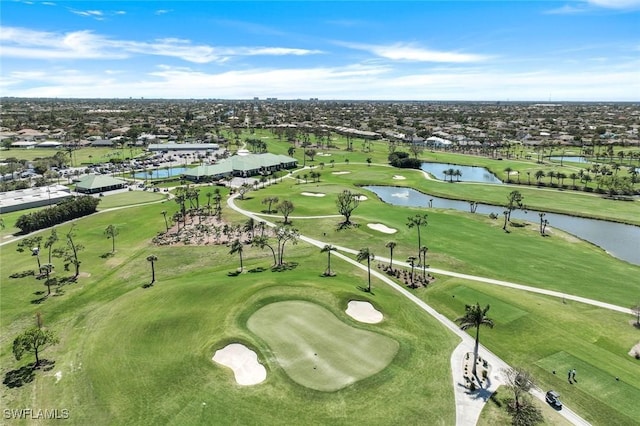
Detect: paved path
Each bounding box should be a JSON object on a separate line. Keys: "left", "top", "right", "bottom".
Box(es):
{"left": 227, "top": 193, "right": 592, "bottom": 426}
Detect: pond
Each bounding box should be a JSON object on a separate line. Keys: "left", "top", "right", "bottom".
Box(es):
{"left": 363, "top": 185, "right": 640, "bottom": 266}
{"left": 134, "top": 167, "right": 189, "bottom": 179}
{"left": 421, "top": 163, "right": 503, "bottom": 184}
{"left": 548, "top": 156, "right": 589, "bottom": 164}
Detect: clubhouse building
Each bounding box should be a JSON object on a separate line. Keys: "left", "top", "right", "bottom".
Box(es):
{"left": 181, "top": 153, "right": 298, "bottom": 182}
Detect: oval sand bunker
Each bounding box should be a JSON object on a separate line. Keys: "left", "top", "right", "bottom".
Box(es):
{"left": 346, "top": 301, "right": 383, "bottom": 324}
{"left": 367, "top": 223, "right": 397, "bottom": 234}
{"left": 213, "top": 343, "right": 266, "bottom": 385}
{"left": 301, "top": 192, "right": 326, "bottom": 197}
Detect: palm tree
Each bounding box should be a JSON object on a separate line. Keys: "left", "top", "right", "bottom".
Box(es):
{"left": 419, "top": 246, "right": 429, "bottom": 280}
{"left": 161, "top": 210, "right": 170, "bottom": 233}
{"left": 356, "top": 248, "right": 374, "bottom": 292}
{"left": 385, "top": 241, "right": 397, "bottom": 269}
{"left": 407, "top": 255, "right": 417, "bottom": 287}
{"left": 406, "top": 214, "right": 428, "bottom": 259}
{"left": 456, "top": 303, "right": 494, "bottom": 377}
{"left": 104, "top": 224, "right": 119, "bottom": 254}
{"left": 229, "top": 239, "right": 244, "bottom": 272}
{"left": 320, "top": 244, "right": 337, "bottom": 276}
{"left": 504, "top": 167, "right": 513, "bottom": 183}
{"left": 146, "top": 255, "right": 158, "bottom": 284}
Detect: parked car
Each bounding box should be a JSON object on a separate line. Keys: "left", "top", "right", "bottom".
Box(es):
{"left": 545, "top": 390, "right": 562, "bottom": 409}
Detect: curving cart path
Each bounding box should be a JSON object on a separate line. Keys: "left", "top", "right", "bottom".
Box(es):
{"left": 227, "top": 192, "right": 594, "bottom": 426}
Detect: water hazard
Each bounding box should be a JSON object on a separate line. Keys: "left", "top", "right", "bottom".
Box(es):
{"left": 364, "top": 185, "right": 640, "bottom": 265}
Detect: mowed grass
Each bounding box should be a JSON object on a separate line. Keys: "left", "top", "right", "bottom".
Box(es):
{"left": 1, "top": 151, "right": 639, "bottom": 425}
{"left": 421, "top": 277, "right": 640, "bottom": 426}
{"left": 536, "top": 351, "right": 640, "bottom": 421}
{"left": 239, "top": 168, "right": 640, "bottom": 307}
{"left": 0, "top": 201, "right": 458, "bottom": 425}
{"left": 477, "top": 385, "right": 572, "bottom": 426}
{"left": 247, "top": 300, "right": 399, "bottom": 392}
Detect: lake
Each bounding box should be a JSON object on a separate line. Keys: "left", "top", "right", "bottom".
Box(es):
{"left": 421, "top": 163, "right": 503, "bottom": 184}
{"left": 363, "top": 185, "right": 640, "bottom": 266}
{"left": 548, "top": 156, "right": 589, "bottom": 164}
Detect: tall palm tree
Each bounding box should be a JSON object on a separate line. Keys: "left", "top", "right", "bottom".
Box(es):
{"left": 356, "top": 248, "right": 374, "bottom": 292}
{"left": 320, "top": 244, "right": 337, "bottom": 276}
{"left": 146, "top": 255, "right": 158, "bottom": 284}
{"left": 385, "top": 241, "right": 397, "bottom": 269}
{"left": 406, "top": 214, "right": 428, "bottom": 259}
{"left": 229, "top": 239, "right": 244, "bottom": 271}
{"left": 161, "top": 210, "right": 169, "bottom": 233}
{"left": 456, "top": 303, "right": 494, "bottom": 377}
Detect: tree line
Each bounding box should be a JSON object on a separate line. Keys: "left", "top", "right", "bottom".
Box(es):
{"left": 15, "top": 196, "right": 100, "bottom": 234}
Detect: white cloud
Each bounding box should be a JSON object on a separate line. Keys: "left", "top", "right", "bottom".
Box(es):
{"left": 0, "top": 27, "right": 323, "bottom": 63}
{"left": 341, "top": 42, "right": 489, "bottom": 63}
{"left": 155, "top": 9, "right": 172, "bottom": 15}
{"left": 587, "top": 0, "right": 640, "bottom": 8}
{"left": 3, "top": 62, "right": 637, "bottom": 101}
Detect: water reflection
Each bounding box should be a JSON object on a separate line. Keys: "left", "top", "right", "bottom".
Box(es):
{"left": 421, "top": 163, "right": 503, "bottom": 184}
{"left": 364, "top": 185, "right": 640, "bottom": 265}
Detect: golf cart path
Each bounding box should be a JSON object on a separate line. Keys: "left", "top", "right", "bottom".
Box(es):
{"left": 227, "top": 194, "right": 591, "bottom": 426}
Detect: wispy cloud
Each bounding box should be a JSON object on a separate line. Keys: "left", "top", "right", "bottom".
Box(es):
{"left": 546, "top": 0, "right": 640, "bottom": 13}
{"left": 69, "top": 9, "right": 104, "bottom": 20}
{"left": 0, "top": 27, "right": 322, "bottom": 63}
{"left": 587, "top": 0, "right": 640, "bottom": 8}
{"left": 155, "top": 9, "right": 172, "bottom": 15}
{"left": 3, "top": 63, "right": 637, "bottom": 101}
{"left": 341, "top": 42, "right": 490, "bottom": 63}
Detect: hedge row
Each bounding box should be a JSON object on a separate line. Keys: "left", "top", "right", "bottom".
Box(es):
{"left": 15, "top": 196, "right": 100, "bottom": 234}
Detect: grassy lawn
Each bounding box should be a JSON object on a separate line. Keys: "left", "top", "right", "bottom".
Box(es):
{"left": 1, "top": 140, "right": 639, "bottom": 425}
{"left": 0, "top": 201, "right": 457, "bottom": 425}
{"left": 1, "top": 147, "right": 145, "bottom": 165}
{"left": 477, "top": 385, "right": 572, "bottom": 426}
{"left": 247, "top": 300, "right": 399, "bottom": 392}
{"left": 238, "top": 169, "right": 640, "bottom": 307}
{"left": 95, "top": 191, "right": 168, "bottom": 210}
{"left": 421, "top": 277, "right": 640, "bottom": 426}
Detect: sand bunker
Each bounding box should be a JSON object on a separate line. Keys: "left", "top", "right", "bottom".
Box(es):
{"left": 367, "top": 223, "right": 397, "bottom": 234}
{"left": 332, "top": 171, "right": 351, "bottom": 175}
{"left": 301, "top": 192, "right": 326, "bottom": 197}
{"left": 392, "top": 175, "right": 406, "bottom": 180}
{"left": 213, "top": 343, "right": 267, "bottom": 386}
{"left": 346, "top": 301, "right": 383, "bottom": 324}
{"left": 355, "top": 195, "right": 368, "bottom": 201}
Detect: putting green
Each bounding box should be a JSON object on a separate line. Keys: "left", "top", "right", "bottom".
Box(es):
{"left": 247, "top": 300, "right": 399, "bottom": 392}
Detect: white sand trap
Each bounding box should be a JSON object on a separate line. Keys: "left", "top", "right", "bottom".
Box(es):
{"left": 213, "top": 343, "right": 266, "bottom": 386}
{"left": 318, "top": 153, "right": 332, "bottom": 156}
{"left": 346, "top": 301, "right": 383, "bottom": 324}
{"left": 367, "top": 223, "right": 397, "bottom": 234}
{"left": 392, "top": 175, "right": 406, "bottom": 180}
{"left": 301, "top": 192, "right": 326, "bottom": 197}
{"left": 332, "top": 171, "right": 351, "bottom": 175}
{"left": 355, "top": 195, "right": 368, "bottom": 201}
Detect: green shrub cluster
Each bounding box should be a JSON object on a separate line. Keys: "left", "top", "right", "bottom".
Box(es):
{"left": 15, "top": 196, "right": 100, "bottom": 233}
{"left": 388, "top": 151, "right": 422, "bottom": 169}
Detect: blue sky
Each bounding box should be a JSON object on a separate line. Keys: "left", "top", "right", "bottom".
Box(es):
{"left": 1, "top": 1, "right": 639, "bottom": 101}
